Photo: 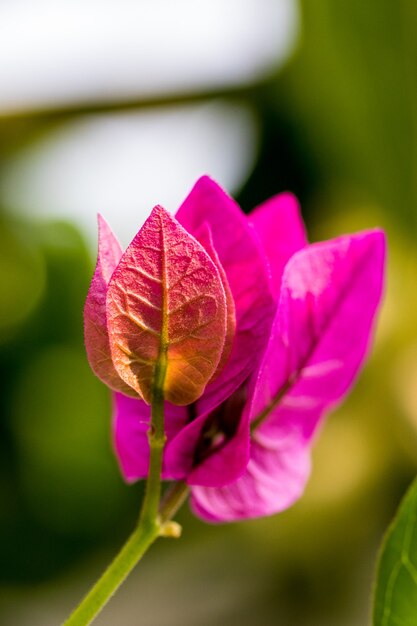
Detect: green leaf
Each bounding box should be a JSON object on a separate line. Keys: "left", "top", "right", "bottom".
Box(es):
{"left": 373, "top": 477, "right": 417, "bottom": 625}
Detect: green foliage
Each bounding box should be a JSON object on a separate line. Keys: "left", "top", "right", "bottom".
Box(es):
{"left": 0, "top": 218, "right": 139, "bottom": 583}
{"left": 0, "top": 218, "right": 45, "bottom": 343}
{"left": 373, "top": 478, "right": 417, "bottom": 625}
{"left": 282, "top": 0, "right": 417, "bottom": 230}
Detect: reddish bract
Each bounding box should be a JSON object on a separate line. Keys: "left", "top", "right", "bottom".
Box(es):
{"left": 84, "top": 215, "right": 136, "bottom": 396}
{"left": 106, "top": 206, "right": 228, "bottom": 405}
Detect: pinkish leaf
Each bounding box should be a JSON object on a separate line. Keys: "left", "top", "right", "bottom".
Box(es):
{"left": 106, "top": 205, "right": 228, "bottom": 405}
{"left": 248, "top": 192, "right": 308, "bottom": 297}
{"left": 84, "top": 215, "right": 136, "bottom": 396}
{"left": 191, "top": 229, "right": 386, "bottom": 521}
{"left": 176, "top": 176, "right": 275, "bottom": 414}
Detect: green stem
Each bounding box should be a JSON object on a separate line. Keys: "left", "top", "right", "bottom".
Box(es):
{"left": 139, "top": 360, "right": 166, "bottom": 532}
{"left": 63, "top": 479, "right": 188, "bottom": 626}
{"left": 63, "top": 521, "right": 160, "bottom": 626}
{"left": 63, "top": 349, "right": 186, "bottom": 625}
{"left": 160, "top": 481, "right": 190, "bottom": 523}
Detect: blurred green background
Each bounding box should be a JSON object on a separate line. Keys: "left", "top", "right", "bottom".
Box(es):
{"left": 1, "top": 1, "right": 417, "bottom": 624}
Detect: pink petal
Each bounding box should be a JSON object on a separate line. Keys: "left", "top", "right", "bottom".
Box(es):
{"left": 106, "top": 205, "right": 228, "bottom": 405}
{"left": 272, "top": 229, "right": 386, "bottom": 422}
{"left": 176, "top": 176, "right": 275, "bottom": 414}
{"left": 191, "top": 229, "right": 386, "bottom": 521}
{"left": 248, "top": 192, "right": 308, "bottom": 297}
{"left": 191, "top": 432, "right": 310, "bottom": 522}
{"left": 164, "top": 386, "right": 250, "bottom": 487}
{"left": 196, "top": 223, "right": 236, "bottom": 379}
{"left": 84, "top": 215, "right": 136, "bottom": 396}
{"left": 113, "top": 393, "right": 187, "bottom": 482}
{"left": 251, "top": 230, "right": 386, "bottom": 429}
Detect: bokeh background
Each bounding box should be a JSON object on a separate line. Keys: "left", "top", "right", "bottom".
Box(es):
{"left": 0, "top": 1, "right": 416, "bottom": 624}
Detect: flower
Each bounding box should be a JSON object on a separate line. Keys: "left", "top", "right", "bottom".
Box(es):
{"left": 84, "top": 176, "right": 386, "bottom": 522}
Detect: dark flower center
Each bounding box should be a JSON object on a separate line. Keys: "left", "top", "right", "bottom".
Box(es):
{"left": 191, "top": 384, "right": 247, "bottom": 467}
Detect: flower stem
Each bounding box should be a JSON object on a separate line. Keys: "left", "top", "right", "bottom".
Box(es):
{"left": 63, "top": 349, "right": 189, "bottom": 625}
{"left": 63, "top": 520, "right": 160, "bottom": 626}
{"left": 139, "top": 352, "right": 167, "bottom": 533}
{"left": 160, "top": 481, "right": 190, "bottom": 523}
{"left": 63, "top": 478, "right": 189, "bottom": 626}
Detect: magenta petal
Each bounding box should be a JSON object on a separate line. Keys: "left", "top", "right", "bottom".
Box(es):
{"left": 176, "top": 176, "right": 275, "bottom": 414}
{"left": 248, "top": 192, "right": 308, "bottom": 297}
{"left": 252, "top": 229, "right": 386, "bottom": 444}
{"left": 164, "top": 403, "right": 250, "bottom": 488}
{"left": 113, "top": 394, "right": 150, "bottom": 482}
{"left": 196, "top": 223, "right": 236, "bottom": 379}
{"left": 113, "top": 393, "right": 188, "bottom": 482}
{"left": 190, "top": 433, "right": 310, "bottom": 522}
{"left": 191, "top": 229, "right": 386, "bottom": 522}
{"left": 84, "top": 215, "right": 136, "bottom": 396}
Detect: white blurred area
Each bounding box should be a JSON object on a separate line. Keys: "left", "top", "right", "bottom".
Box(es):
{"left": 0, "top": 0, "right": 298, "bottom": 113}
{"left": 0, "top": 0, "right": 299, "bottom": 246}
{"left": 1, "top": 102, "right": 258, "bottom": 245}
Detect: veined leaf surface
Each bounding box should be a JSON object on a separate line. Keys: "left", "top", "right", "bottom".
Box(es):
{"left": 106, "top": 206, "right": 227, "bottom": 405}
{"left": 373, "top": 477, "right": 417, "bottom": 626}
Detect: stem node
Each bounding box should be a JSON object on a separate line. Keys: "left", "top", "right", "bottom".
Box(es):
{"left": 160, "top": 521, "right": 182, "bottom": 539}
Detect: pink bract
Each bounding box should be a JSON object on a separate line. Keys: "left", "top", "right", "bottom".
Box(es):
{"left": 191, "top": 230, "right": 385, "bottom": 520}
{"left": 106, "top": 205, "right": 228, "bottom": 405}
{"left": 84, "top": 176, "right": 386, "bottom": 523}
{"left": 84, "top": 215, "right": 136, "bottom": 397}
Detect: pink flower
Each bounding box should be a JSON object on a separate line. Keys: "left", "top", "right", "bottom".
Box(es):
{"left": 84, "top": 176, "right": 386, "bottom": 522}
